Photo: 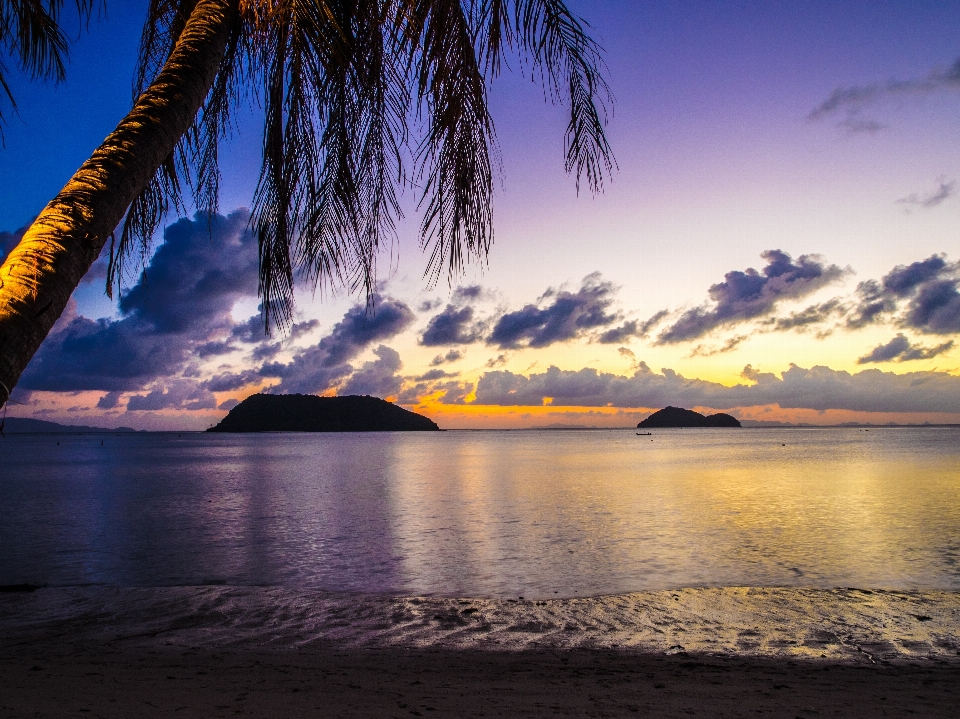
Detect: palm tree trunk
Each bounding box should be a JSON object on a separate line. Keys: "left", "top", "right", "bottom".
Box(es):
{"left": 0, "top": 0, "right": 238, "bottom": 408}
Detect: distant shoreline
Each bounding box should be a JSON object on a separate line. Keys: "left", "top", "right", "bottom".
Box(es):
{"left": 4, "top": 421, "right": 960, "bottom": 434}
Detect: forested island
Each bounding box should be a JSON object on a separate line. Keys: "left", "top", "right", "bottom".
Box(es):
{"left": 207, "top": 394, "right": 440, "bottom": 432}
{"left": 638, "top": 406, "right": 741, "bottom": 428}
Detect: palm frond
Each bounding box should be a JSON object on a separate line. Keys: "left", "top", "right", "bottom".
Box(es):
{"left": 0, "top": 1, "right": 98, "bottom": 134}
{"left": 108, "top": 0, "right": 614, "bottom": 333}
{"left": 514, "top": 0, "right": 615, "bottom": 193}
{"left": 409, "top": 0, "right": 497, "bottom": 285}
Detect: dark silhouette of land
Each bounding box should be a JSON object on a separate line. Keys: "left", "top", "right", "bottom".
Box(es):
{"left": 0, "top": 418, "right": 137, "bottom": 433}
{"left": 207, "top": 394, "right": 440, "bottom": 432}
{"left": 638, "top": 406, "right": 741, "bottom": 428}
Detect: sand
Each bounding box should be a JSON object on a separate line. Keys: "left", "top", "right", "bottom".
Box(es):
{"left": 2, "top": 586, "right": 959, "bottom": 717}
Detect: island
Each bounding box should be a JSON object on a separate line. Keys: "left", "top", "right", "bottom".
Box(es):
{"left": 0, "top": 418, "right": 138, "bottom": 433}
{"left": 207, "top": 394, "right": 441, "bottom": 432}
{"left": 637, "top": 406, "right": 741, "bottom": 428}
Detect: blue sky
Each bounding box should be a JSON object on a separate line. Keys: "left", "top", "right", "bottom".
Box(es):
{"left": 2, "top": 1, "right": 960, "bottom": 429}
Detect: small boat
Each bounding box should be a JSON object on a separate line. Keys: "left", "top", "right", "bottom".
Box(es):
{"left": 636, "top": 432, "right": 652, "bottom": 436}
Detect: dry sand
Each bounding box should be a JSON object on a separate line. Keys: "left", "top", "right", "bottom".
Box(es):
{"left": 2, "top": 586, "right": 959, "bottom": 717}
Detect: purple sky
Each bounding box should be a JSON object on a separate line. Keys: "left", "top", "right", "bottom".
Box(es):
{"left": 2, "top": 1, "right": 960, "bottom": 429}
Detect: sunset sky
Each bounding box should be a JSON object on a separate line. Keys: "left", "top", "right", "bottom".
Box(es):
{"left": 2, "top": 0, "right": 960, "bottom": 430}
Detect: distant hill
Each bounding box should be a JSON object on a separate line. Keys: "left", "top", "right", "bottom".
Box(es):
{"left": 207, "top": 394, "right": 441, "bottom": 432}
{"left": 638, "top": 406, "right": 741, "bottom": 428}
{"left": 1, "top": 418, "right": 138, "bottom": 433}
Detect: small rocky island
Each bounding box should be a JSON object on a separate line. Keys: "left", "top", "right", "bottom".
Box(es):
{"left": 207, "top": 394, "right": 440, "bottom": 432}
{"left": 638, "top": 406, "right": 741, "bottom": 428}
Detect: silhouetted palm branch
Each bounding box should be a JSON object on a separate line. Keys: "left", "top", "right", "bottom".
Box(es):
{"left": 0, "top": 0, "right": 97, "bottom": 138}
{"left": 114, "top": 0, "right": 615, "bottom": 332}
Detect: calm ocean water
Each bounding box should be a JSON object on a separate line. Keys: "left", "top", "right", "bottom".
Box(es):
{"left": 1, "top": 427, "right": 958, "bottom": 598}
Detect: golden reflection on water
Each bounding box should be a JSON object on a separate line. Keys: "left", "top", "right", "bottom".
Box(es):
{"left": 1, "top": 428, "right": 958, "bottom": 596}
{"left": 382, "top": 428, "right": 960, "bottom": 595}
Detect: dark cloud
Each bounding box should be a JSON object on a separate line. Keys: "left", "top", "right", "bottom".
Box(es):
{"left": 452, "top": 285, "right": 485, "bottom": 303}
{"left": 218, "top": 398, "right": 240, "bottom": 411}
{"left": 767, "top": 299, "right": 846, "bottom": 332}
{"left": 436, "top": 381, "right": 473, "bottom": 404}
{"left": 204, "top": 370, "right": 261, "bottom": 392}
{"left": 846, "top": 280, "right": 897, "bottom": 329}
{"left": 847, "top": 255, "right": 960, "bottom": 334}
{"left": 472, "top": 362, "right": 960, "bottom": 414}
{"left": 418, "top": 298, "right": 443, "bottom": 313}
{"left": 395, "top": 383, "right": 429, "bottom": 405}
{"left": 317, "top": 299, "right": 415, "bottom": 366}
{"left": 897, "top": 180, "right": 955, "bottom": 209}
{"left": 904, "top": 279, "right": 960, "bottom": 333}
{"left": 488, "top": 273, "right": 621, "bottom": 349}
{"left": 290, "top": 319, "right": 320, "bottom": 339}
{"left": 96, "top": 391, "right": 123, "bottom": 410}
{"left": 126, "top": 381, "right": 217, "bottom": 411}
{"left": 339, "top": 345, "right": 404, "bottom": 397}
{"left": 809, "top": 58, "right": 960, "bottom": 131}
{"left": 486, "top": 353, "right": 509, "bottom": 368}
{"left": 415, "top": 368, "right": 458, "bottom": 381}
{"left": 637, "top": 310, "right": 669, "bottom": 337}
{"left": 858, "top": 334, "right": 954, "bottom": 364}
{"left": 884, "top": 255, "right": 949, "bottom": 296}
{"left": 656, "top": 250, "right": 847, "bottom": 344}
{"left": 262, "top": 297, "right": 415, "bottom": 394}
{"left": 598, "top": 320, "right": 639, "bottom": 344}
{"left": 689, "top": 335, "right": 748, "bottom": 357}
{"left": 420, "top": 305, "right": 485, "bottom": 346}
{"left": 19, "top": 210, "right": 260, "bottom": 392}
{"left": 430, "top": 349, "right": 463, "bottom": 366}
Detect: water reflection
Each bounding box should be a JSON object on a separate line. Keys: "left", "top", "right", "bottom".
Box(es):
{"left": 1, "top": 428, "right": 958, "bottom": 597}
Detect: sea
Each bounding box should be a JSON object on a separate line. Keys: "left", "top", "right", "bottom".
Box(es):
{"left": 1, "top": 427, "right": 959, "bottom": 598}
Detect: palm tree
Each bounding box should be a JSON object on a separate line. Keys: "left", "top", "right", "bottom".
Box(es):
{"left": 0, "top": 0, "right": 614, "bottom": 408}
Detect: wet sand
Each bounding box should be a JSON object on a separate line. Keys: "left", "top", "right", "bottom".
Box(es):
{"left": 2, "top": 586, "right": 959, "bottom": 717}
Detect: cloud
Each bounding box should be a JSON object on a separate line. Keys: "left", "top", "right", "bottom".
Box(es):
{"left": 96, "top": 391, "right": 123, "bottom": 410}
{"left": 904, "top": 279, "right": 960, "bottom": 333}
{"left": 414, "top": 368, "right": 459, "bottom": 381}
{"left": 847, "top": 254, "right": 960, "bottom": 334}
{"left": 204, "top": 369, "right": 261, "bottom": 392}
{"left": 766, "top": 299, "right": 847, "bottom": 333}
{"left": 430, "top": 349, "right": 463, "bottom": 366}
{"left": 597, "top": 320, "right": 639, "bottom": 344}
{"left": 488, "top": 273, "right": 621, "bottom": 349}
{"left": 689, "top": 334, "right": 748, "bottom": 357}
{"left": 471, "top": 362, "right": 960, "bottom": 414}
{"left": 261, "top": 297, "right": 415, "bottom": 393}
{"left": 434, "top": 381, "right": 474, "bottom": 404}
{"left": 809, "top": 58, "right": 960, "bottom": 130}
{"left": 19, "top": 210, "right": 260, "bottom": 392}
{"left": 858, "top": 334, "right": 954, "bottom": 364}
{"left": 656, "top": 250, "right": 847, "bottom": 344}
{"left": 339, "top": 345, "right": 404, "bottom": 397}
{"left": 898, "top": 180, "right": 955, "bottom": 209}
{"left": 451, "top": 285, "right": 487, "bottom": 303}
{"left": 127, "top": 380, "right": 217, "bottom": 411}
{"left": 420, "top": 305, "right": 486, "bottom": 346}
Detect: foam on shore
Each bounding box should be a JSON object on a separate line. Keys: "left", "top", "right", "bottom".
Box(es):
{"left": 2, "top": 586, "right": 958, "bottom": 665}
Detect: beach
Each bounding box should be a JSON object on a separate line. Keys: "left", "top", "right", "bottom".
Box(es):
{"left": 2, "top": 586, "right": 958, "bottom": 717}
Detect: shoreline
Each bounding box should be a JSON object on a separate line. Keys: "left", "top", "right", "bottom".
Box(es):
{"left": 3, "top": 585, "right": 958, "bottom": 663}
{"left": 3, "top": 586, "right": 959, "bottom": 718}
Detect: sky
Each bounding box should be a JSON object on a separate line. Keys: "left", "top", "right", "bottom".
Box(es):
{"left": 2, "top": 0, "right": 960, "bottom": 430}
